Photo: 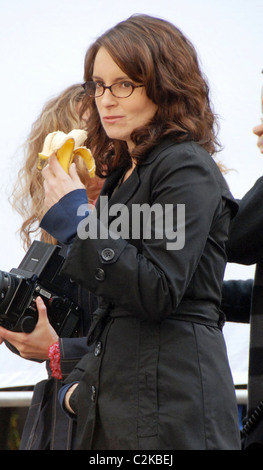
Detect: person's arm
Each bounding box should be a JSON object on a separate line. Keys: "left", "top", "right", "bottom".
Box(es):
{"left": 59, "top": 350, "right": 94, "bottom": 415}
{"left": 40, "top": 156, "right": 90, "bottom": 244}
{"left": 226, "top": 123, "right": 263, "bottom": 265}
{"left": 40, "top": 188, "right": 90, "bottom": 245}
{"left": 0, "top": 297, "right": 92, "bottom": 380}
{"left": 59, "top": 337, "right": 92, "bottom": 378}
{"left": 226, "top": 176, "right": 263, "bottom": 265}
{"left": 58, "top": 382, "right": 79, "bottom": 416}
{"left": 0, "top": 297, "right": 58, "bottom": 360}
{"left": 221, "top": 279, "right": 253, "bottom": 323}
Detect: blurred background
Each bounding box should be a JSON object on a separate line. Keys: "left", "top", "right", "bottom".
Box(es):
{"left": 0, "top": 0, "right": 262, "bottom": 439}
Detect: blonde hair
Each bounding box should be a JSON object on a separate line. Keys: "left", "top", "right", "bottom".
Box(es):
{"left": 11, "top": 84, "right": 102, "bottom": 249}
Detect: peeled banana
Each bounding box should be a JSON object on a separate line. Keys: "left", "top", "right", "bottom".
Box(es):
{"left": 37, "top": 129, "right": 96, "bottom": 177}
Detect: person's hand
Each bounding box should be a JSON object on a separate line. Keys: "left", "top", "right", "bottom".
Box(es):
{"left": 253, "top": 123, "right": 263, "bottom": 154}
{"left": 64, "top": 383, "right": 79, "bottom": 414}
{"left": 0, "top": 297, "right": 58, "bottom": 360}
{"left": 42, "top": 154, "right": 85, "bottom": 211}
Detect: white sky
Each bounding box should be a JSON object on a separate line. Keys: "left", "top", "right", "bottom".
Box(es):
{"left": 0, "top": 0, "right": 262, "bottom": 386}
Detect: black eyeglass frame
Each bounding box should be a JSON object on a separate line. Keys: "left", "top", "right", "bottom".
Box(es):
{"left": 82, "top": 81, "right": 144, "bottom": 98}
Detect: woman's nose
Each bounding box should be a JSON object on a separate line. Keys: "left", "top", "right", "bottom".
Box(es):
{"left": 100, "top": 88, "right": 117, "bottom": 106}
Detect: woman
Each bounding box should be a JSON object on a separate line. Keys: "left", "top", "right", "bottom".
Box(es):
{"left": 40, "top": 15, "right": 240, "bottom": 450}
{"left": 0, "top": 84, "right": 102, "bottom": 449}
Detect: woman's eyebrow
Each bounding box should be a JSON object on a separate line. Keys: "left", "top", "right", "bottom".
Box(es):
{"left": 92, "top": 75, "right": 130, "bottom": 82}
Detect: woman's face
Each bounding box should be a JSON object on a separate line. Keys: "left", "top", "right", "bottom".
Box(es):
{"left": 92, "top": 47, "right": 158, "bottom": 151}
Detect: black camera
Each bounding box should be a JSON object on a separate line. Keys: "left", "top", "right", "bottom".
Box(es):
{"left": 0, "top": 241, "right": 82, "bottom": 337}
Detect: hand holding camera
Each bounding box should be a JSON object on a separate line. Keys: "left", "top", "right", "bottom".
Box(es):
{"left": 0, "top": 296, "right": 58, "bottom": 360}
{"left": 0, "top": 240, "right": 82, "bottom": 362}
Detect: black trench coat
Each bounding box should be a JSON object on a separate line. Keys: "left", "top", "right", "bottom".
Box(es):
{"left": 61, "top": 139, "right": 241, "bottom": 450}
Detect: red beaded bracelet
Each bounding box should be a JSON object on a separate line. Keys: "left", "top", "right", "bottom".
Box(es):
{"left": 48, "top": 341, "right": 62, "bottom": 380}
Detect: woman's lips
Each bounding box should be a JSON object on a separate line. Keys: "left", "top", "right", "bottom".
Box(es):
{"left": 102, "top": 115, "right": 124, "bottom": 123}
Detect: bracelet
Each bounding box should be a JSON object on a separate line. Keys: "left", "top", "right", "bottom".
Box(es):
{"left": 48, "top": 341, "right": 62, "bottom": 380}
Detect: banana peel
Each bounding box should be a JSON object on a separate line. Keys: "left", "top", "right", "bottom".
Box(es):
{"left": 37, "top": 129, "right": 96, "bottom": 177}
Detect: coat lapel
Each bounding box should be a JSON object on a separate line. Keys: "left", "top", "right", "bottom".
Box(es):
{"left": 96, "top": 137, "right": 175, "bottom": 218}
{"left": 96, "top": 166, "right": 141, "bottom": 222}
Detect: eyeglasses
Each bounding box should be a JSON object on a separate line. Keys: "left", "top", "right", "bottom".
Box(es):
{"left": 83, "top": 81, "right": 144, "bottom": 98}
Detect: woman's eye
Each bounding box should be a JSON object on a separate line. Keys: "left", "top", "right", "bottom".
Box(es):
{"left": 120, "top": 81, "right": 133, "bottom": 88}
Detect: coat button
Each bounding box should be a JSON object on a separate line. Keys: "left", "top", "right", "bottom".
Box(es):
{"left": 94, "top": 268, "right": 105, "bottom": 281}
{"left": 91, "top": 385, "right": 96, "bottom": 402}
{"left": 101, "top": 248, "right": 115, "bottom": 261}
{"left": 94, "top": 341, "right": 102, "bottom": 357}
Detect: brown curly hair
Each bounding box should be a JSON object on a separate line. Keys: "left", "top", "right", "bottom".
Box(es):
{"left": 81, "top": 14, "right": 222, "bottom": 177}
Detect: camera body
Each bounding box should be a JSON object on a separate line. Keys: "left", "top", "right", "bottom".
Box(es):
{"left": 0, "top": 241, "right": 82, "bottom": 337}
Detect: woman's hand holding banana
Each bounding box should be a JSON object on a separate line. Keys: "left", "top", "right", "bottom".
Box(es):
{"left": 42, "top": 155, "right": 85, "bottom": 211}
{"left": 38, "top": 129, "right": 96, "bottom": 211}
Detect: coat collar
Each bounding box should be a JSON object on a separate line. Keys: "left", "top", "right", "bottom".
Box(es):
{"left": 138, "top": 137, "right": 176, "bottom": 166}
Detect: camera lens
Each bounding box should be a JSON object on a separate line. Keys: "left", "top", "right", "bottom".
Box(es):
{"left": 0, "top": 271, "right": 19, "bottom": 314}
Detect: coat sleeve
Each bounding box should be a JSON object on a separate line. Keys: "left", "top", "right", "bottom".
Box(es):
{"left": 61, "top": 144, "right": 228, "bottom": 322}
{"left": 221, "top": 279, "right": 253, "bottom": 323}
{"left": 227, "top": 176, "right": 263, "bottom": 265}
{"left": 59, "top": 337, "right": 92, "bottom": 378}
